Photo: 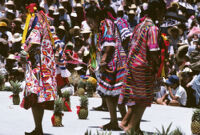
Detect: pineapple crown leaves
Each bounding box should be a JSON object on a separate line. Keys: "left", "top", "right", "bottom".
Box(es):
{"left": 155, "top": 122, "right": 172, "bottom": 135}
{"left": 54, "top": 98, "right": 63, "bottom": 113}
{"left": 78, "top": 80, "right": 86, "bottom": 89}
{"left": 2, "top": 86, "right": 12, "bottom": 91}
{"left": 80, "top": 95, "right": 88, "bottom": 109}
{"left": 10, "top": 80, "right": 22, "bottom": 95}
{"left": 86, "top": 81, "right": 95, "bottom": 91}
{"left": 192, "top": 109, "right": 200, "bottom": 122}
{"left": 0, "top": 74, "right": 4, "bottom": 87}
{"left": 169, "top": 128, "right": 184, "bottom": 135}
{"left": 84, "top": 130, "right": 112, "bottom": 135}
{"left": 62, "top": 91, "right": 70, "bottom": 99}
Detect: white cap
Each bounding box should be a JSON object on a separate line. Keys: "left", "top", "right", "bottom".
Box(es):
{"left": 117, "top": 5, "right": 123, "bottom": 11}
{"left": 59, "top": 5, "right": 65, "bottom": 10}
{"left": 74, "top": 66, "right": 83, "bottom": 70}
{"left": 71, "top": 12, "right": 77, "bottom": 17}
{"left": 7, "top": 54, "right": 16, "bottom": 60}
{"left": 53, "top": 10, "right": 59, "bottom": 15}
{"left": 128, "top": 10, "right": 135, "bottom": 15}
{"left": 5, "top": 0, "right": 14, "bottom": 6}
{"left": 74, "top": 25, "right": 80, "bottom": 29}
{"left": 58, "top": 25, "right": 65, "bottom": 31}
{"left": 129, "top": 4, "right": 137, "bottom": 9}
{"left": 80, "top": 28, "right": 91, "bottom": 34}
{"left": 61, "top": 0, "right": 68, "bottom": 2}
{"left": 12, "top": 33, "right": 22, "bottom": 43}
{"left": 49, "top": 5, "right": 55, "bottom": 11}
{"left": 76, "top": 3, "right": 82, "bottom": 8}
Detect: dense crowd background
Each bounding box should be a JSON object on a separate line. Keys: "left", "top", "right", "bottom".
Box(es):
{"left": 0, "top": 0, "right": 200, "bottom": 108}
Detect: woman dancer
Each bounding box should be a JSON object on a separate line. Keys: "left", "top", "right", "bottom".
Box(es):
{"left": 118, "top": 0, "right": 166, "bottom": 134}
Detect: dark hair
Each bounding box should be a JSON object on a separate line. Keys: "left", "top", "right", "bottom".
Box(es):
{"left": 85, "top": 5, "right": 101, "bottom": 20}
{"left": 102, "top": 6, "right": 116, "bottom": 19}
{"left": 147, "top": 0, "right": 166, "bottom": 21}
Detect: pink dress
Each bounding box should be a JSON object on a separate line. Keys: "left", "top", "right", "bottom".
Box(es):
{"left": 118, "top": 18, "right": 160, "bottom": 107}
{"left": 21, "top": 11, "right": 57, "bottom": 109}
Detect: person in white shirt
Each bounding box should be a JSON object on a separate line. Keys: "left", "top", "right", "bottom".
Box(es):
{"left": 156, "top": 75, "right": 187, "bottom": 106}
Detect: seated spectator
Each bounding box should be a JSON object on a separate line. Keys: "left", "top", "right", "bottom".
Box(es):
{"left": 156, "top": 75, "right": 187, "bottom": 107}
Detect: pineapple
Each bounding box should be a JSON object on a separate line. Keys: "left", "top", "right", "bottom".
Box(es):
{"left": 77, "top": 88, "right": 85, "bottom": 96}
{"left": 191, "top": 109, "right": 200, "bottom": 134}
{"left": 78, "top": 96, "right": 88, "bottom": 119}
{"left": 78, "top": 80, "right": 86, "bottom": 89}
{"left": 10, "top": 81, "right": 22, "bottom": 105}
{"left": 0, "top": 74, "right": 4, "bottom": 90}
{"left": 52, "top": 98, "right": 63, "bottom": 127}
{"left": 86, "top": 82, "right": 94, "bottom": 97}
{"left": 62, "top": 91, "right": 71, "bottom": 111}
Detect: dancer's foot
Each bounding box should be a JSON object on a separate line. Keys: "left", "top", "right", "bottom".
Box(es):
{"left": 119, "top": 122, "right": 126, "bottom": 130}
{"left": 25, "top": 129, "right": 43, "bottom": 135}
{"left": 100, "top": 122, "right": 121, "bottom": 131}
{"left": 92, "top": 106, "right": 108, "bottom": 111}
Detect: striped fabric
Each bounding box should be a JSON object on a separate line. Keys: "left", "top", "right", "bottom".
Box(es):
{"left": 97, "top": 19, "right": 127, "bottom": 96}
{"left": 114, "top": 17, "right": 132, "bottom": 41}
{"left": 118, "top": 18, "right": 159, "bottom": 106}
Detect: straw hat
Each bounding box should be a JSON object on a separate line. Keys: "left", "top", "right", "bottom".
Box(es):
{"left": 76, "top": 3, "right": 82, "bottom": 8}
{"left": 49, "top": 5, "right": 55, "bottom": 11}
{"left": 12, "top": 33, "right": 22, "bottom": 43}
{"left": 129, "top": 4, "right": 137, "bottom": 10}
{"left": 0, "top": 22, "right": 7, "bottom": 27}
{"left": 66, "top": 41, "right": 74, "bottom": 48}
{"left": 70, "top": 12, "right": 77, "bottom": 17}
{"left": 168, "top": 26, "right": 183, "bottom": 36}
{"left": 176, "top": 44, "right": 189, "bottom": 62}
{"left": 80, "top": 28, "right": 91, "bottom": 34}
{"left": 74, "top": 25, "right": 80, "bottom": 30}
{"left": 58, "top": 25, "right": 65, "bottom": 31}
{"left": 7, "top": 54, "right": 16, "bottom": 60}
{"left": 171, "top": 2, "right": 179, "bottom": 8}
{"left": 18, "top": 67, "right": 24, "bottom": 72}
{"left": 14, "top": 18, "right": 22, "bottom": 24}
{"left": 0, "top": 17, "right": 9, "bottom": 25}
{"left": 58, "top": 5, "right": 65, "bottom": 11}
{"left": 53, "top": 10, "right": 59, "bottom": 16}
{"left": 61, "top": 0, "right": 68, "bottom": 3}
{"left": 5, "top": 0, "right": 14, "bottom": 6}
{"left": 128, "top": 10, "right": 135, "bottom": 15}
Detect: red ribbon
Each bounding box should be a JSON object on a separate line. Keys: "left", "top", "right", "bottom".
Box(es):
{"left": 20, "top": 98, "right": 25, "bottom": 108}
{"left": 9, "top": 95, "right": 13, "bottom": 99}
{"left": 64, "top": 102, "right": 72, "bottom": 112}
{"left": 76, "top": 106, "right": 80, "bottom": 115}
{"left": 51, "top": 114, "right": 55, "bottom": 126}
{"left": 157, "top": 33, "right": 169, "bottom": 78}
{"left": 26, "top": 3, "right": 37, "bottom": 13}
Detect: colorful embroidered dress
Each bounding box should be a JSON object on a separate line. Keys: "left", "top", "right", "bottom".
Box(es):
{"left": 22, "top": 11, "right": 57, "bottom": 105}
{"left": 96, "top": 19, "right": 126, "bottom": 96}
{"left": 118, "top": 18, "right": 160, "bottom": 106}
